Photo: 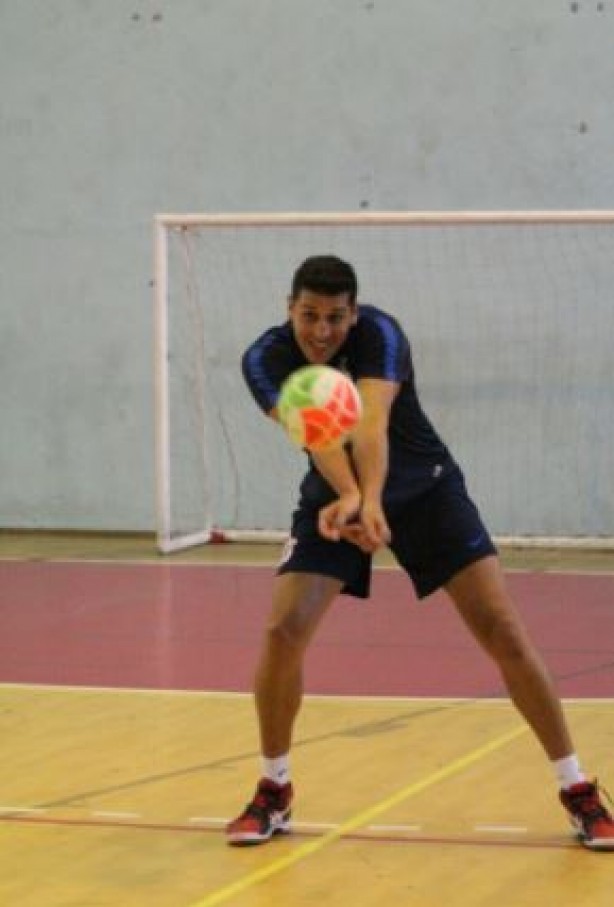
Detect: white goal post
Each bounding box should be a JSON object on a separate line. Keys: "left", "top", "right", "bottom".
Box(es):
{"left": 153, "top": 210, "right": 614, "bottom": 554}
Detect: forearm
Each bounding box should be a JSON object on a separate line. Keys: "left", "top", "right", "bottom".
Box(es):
{"left": 350, "top": 417, "right": 389, "bottom": 504}
{"left": 310, "top": 445, "right": 359, "bottom": 497}
{"left": 313, "top": 400, "right": 392, "bottom": 547}
{"left": 271, "top": 403, "right": 359, "bottom": 500}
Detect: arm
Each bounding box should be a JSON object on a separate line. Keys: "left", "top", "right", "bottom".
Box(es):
{"left": 272, "top": 377, "right": 397, "bottom": 548}
{"left": 242, "top": 336, "right": 366, "bottom": 537}
{"left": 313, "top": 378, "right": 399, "bottom": 548}
{"left": 352, "top": 378, "right": 397, "bottom": 501}
{"left": 345, "top": 377, "right": 399, "bottom": 547}
{"left": 270, "top": 404, "right": 362, "bottom": 539}
{"left": 311, "top": 445, "right": 361, "bottom": 540}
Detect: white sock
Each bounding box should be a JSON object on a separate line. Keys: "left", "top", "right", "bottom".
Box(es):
{"left": 553, "top": 754, "right": 586, "bottom": 790}
{"left": 262, "top": 754, "right": 290, "bottom": 786}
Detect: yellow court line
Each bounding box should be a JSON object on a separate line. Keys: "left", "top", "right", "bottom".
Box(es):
{"left": 188, "top": 722, "right": 529, "bottom": 907}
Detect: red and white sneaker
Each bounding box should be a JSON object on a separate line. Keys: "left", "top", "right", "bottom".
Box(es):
{"left": 560, "top": 781, "right": 614, "bottom": 850}
{"left": 226, "top": 778, "right": 293, "bottom": 846}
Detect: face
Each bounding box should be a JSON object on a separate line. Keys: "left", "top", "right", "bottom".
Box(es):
{"left": 288, "top": 290, "right": 357, "bottom": 364}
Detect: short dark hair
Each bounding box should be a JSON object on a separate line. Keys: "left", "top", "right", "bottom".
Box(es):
{"left": 290, "top": 255, "right": 358, "bottom": 303}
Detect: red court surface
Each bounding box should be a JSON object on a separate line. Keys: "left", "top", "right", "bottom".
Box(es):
{"left": 1, "top": 561, "right": 613, "bottom": 698}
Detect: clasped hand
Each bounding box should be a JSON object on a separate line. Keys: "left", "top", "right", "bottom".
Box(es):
{"left": 317, "top": 493, "right": 391, "bottom": 553}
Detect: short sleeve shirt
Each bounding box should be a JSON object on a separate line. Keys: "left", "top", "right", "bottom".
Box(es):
{"left": 242, "top": 304, "right": 456, "bottom": 509}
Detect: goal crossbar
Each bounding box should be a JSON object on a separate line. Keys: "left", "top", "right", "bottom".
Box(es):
{"left": 156, "top": 210, "right": 614, "bottom": 228}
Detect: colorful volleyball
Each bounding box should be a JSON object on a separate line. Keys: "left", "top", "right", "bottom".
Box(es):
{"left": 278, "top": 365, "right": 362, "bottom": 451}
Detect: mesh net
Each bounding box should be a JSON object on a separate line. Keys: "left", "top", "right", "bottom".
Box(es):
{"left": 156, "top": 216, "right": 614, "bottom": 549}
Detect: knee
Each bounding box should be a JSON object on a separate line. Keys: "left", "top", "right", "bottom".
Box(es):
{"left": 264, "top": 575, "right": 336, "bottom": 655}
{"left": 264, "top": 612, "right": 311, "bottom": 655}
{"left": 476, "top": 612, "right": 531, "bottom": 665}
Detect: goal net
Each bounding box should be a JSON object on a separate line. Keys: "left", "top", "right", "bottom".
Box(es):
{"left": 153, "top": 211, "right": 614, "bottom": 553}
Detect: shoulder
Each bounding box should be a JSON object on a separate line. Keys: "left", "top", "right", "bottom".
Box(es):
{"left": 242, "top": 322, "right": 301, "bottom": 413}
{"left": 356, "top": 304, "right": 407, "bottom": 339}
{"left": 242, "top": 323, "right": 293, "bottom": 373}
{"left": 349, "top": 305, "right": 411, "bottom": 381}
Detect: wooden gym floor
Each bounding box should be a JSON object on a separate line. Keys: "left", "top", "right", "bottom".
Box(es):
{"left": 0, "top": 532, "right": 613, "bottom": 906}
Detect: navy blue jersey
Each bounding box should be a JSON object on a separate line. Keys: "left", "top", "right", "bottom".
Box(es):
{"left": 242, "top": 304, "right": 456, "bottom": 510}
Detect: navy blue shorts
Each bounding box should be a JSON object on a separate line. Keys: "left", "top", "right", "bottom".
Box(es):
{"left": 277, "top": 467, "right": 497, "bottom": 600}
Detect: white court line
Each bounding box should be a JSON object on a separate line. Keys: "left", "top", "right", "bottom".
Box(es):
{"left": 368, "top": 824, "right": 422, "bottom": 833}
{"left": 0, "top": 683, "right": 251, "bottom": 698}
{"left": 0, "top": 806, "right": 47, "bottom": 816}
{"left": 1, "top": 682, "right": 613, "bottom": 705}
{"left": 1, "top": 555, "right": 612, "bottom": 577}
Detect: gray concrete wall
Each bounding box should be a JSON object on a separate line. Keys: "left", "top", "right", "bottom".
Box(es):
{"left": 1, "top": 1, "right": 613, "bottom": 531}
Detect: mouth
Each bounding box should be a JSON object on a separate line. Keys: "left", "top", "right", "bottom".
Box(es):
{"left": 306, "top": 342, "right": 333, "bottom": 362}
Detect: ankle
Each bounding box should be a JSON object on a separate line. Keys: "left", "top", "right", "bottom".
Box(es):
{"left": 262, "top": 753, "right": 290, "bottom": 786}
{"left": 553, "top": 753, "right": 586, "bottom": 790}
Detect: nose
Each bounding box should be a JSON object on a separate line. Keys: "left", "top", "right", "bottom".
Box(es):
{"left": 313, "top": 319, "right": 331, "bottom": 340}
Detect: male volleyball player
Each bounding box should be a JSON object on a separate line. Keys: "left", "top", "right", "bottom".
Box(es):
{"left": 228, "top": 255, "right": 613, "bottom": 850}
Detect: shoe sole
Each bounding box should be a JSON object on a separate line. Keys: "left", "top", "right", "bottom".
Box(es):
{"left": 579, "top": 837, "right": 614, "bottom": 851}
{"left": 227, "top": 819, "right": 292, "bottom": 846}
{"left": 569, "top": 818, "right": 614, "bottom": 851}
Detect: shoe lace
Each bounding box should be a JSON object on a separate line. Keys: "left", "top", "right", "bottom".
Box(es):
{"left": 574, "top": 782, "right": 613, "bottom": 821}
{"left": 241, "top": 785, "right": 285, "bottom": 819}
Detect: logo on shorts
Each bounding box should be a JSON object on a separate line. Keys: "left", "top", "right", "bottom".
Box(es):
{"left": 433, "top": 463, "right": 443, "bottom": 478}
{"left": 278, "top": 535, "right": 297, "bottom": 567}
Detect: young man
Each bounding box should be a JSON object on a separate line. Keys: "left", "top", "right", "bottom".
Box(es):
{"left": 228, "top": 255, "right": 613, "bottom": 850}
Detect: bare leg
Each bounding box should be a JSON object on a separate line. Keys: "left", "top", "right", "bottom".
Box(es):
{"left": 446, "top": 555, "right": 574, "bottom": 760}
{"left": 255, "top": 572, "right": 343, "bottom": 757}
